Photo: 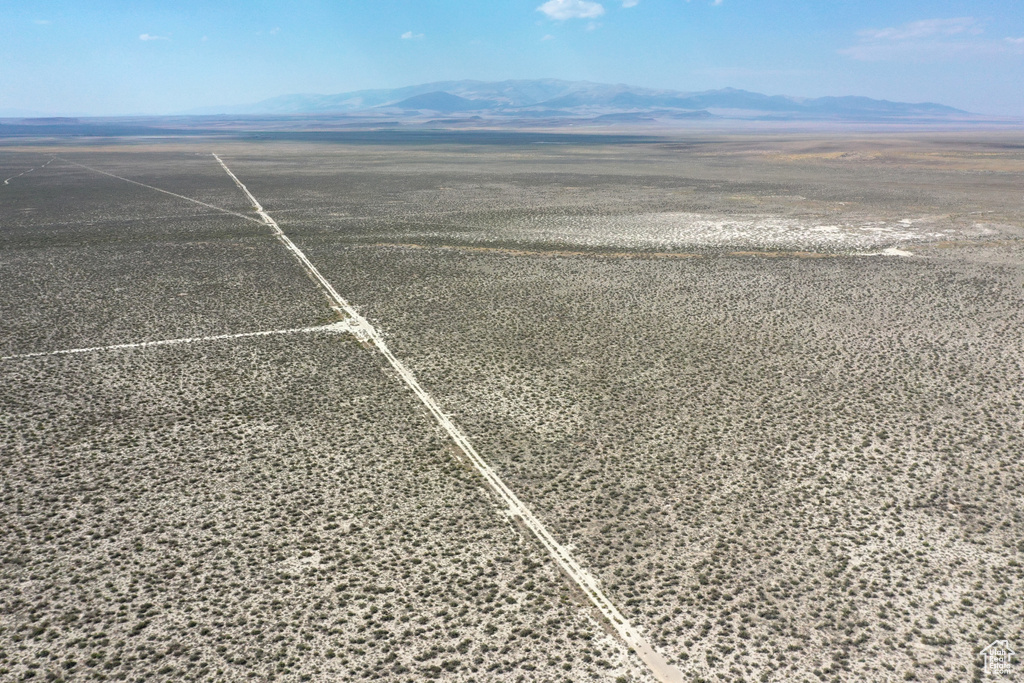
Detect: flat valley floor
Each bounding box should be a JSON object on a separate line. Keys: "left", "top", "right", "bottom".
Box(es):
{"left": 1, "top": 132, "right": 1023, "bottom": 682}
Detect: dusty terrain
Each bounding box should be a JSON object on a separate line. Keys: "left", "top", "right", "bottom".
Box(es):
{"left": 1, "top": 131, "right": 1022, "bottom": 682}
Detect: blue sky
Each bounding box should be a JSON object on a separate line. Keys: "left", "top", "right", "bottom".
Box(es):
{"left": 2, "top": 0, "right": 1022, "bottom": 116}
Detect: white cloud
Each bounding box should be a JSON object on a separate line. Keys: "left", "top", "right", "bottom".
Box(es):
{"left": 541, "top": 34, "right": 556, "bottom": 41}
{"left": 840, "top": 41, "right": 1000, "bottom": 61}
{"left": 401, "top": 31, "right": 424, "bottom": 40}
{"left": 857, "top": 17, "right": 981, "bottom": 42}
{"left": 839, "top": 17, "right": 1024, "bottom": 61}
{"left": 139, "top": 33, "right": 169, "bottom": 41}
{"left": 622, "top": 0, "right": 639, "bottom": 7}
{"left": 269, "top": 27, "right": 280, "bottom": 35}
{"left": 537, "top": 0, "right": 605, "bottom": 21}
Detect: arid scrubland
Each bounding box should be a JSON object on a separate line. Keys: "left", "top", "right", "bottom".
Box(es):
{"left": 1, "top": 132, "right": 1023, "bottom": 682}
{"left": 312, "top": 247, "right": 1024, "bottom": 682}
{"left": 0, "top": 152, "right": 325, "bottom": 356}
{"left": 1, "top": 336, "right": 639, "bottom": 681}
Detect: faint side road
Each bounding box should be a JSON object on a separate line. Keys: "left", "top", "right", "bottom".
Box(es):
{"left": 54, "top": 157, "right": 261, "bottom": 224}
{"left": 3, "top": 157, "right": 53, "bottom": 185}
{"left": 0, "top": 322, "right": 354, "bottom": 362}
{"left": 213, "top": 153, "right": 686, "bottom": 683}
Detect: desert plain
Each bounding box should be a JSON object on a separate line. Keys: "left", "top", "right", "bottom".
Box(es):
{"left": 1, "top": 130, "right": 1022, "bottom": 682}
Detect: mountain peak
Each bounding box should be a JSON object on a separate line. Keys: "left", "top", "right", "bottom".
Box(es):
{"left": 189, "top": 79, "right": 973, "bottom": 122}
{"left": 389, "top": 91, "right": 492, "bottom": 112}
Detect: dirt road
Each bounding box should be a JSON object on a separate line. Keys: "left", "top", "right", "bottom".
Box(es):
{"left": 214, "top": 153, "right": 685, "bottom": 683}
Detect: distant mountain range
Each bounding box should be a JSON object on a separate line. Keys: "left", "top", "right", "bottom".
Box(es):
{"left": 188, "top": 79, "right": 974, "bottom": 122}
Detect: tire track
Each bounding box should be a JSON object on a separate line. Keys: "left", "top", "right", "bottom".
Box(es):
{"left": 1, "top": 322, "right": 354, "bottom": 361}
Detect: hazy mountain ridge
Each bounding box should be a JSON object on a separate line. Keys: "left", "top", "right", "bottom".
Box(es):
{"left": 189, "top": 79, "right": 973, "bottom": 121}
